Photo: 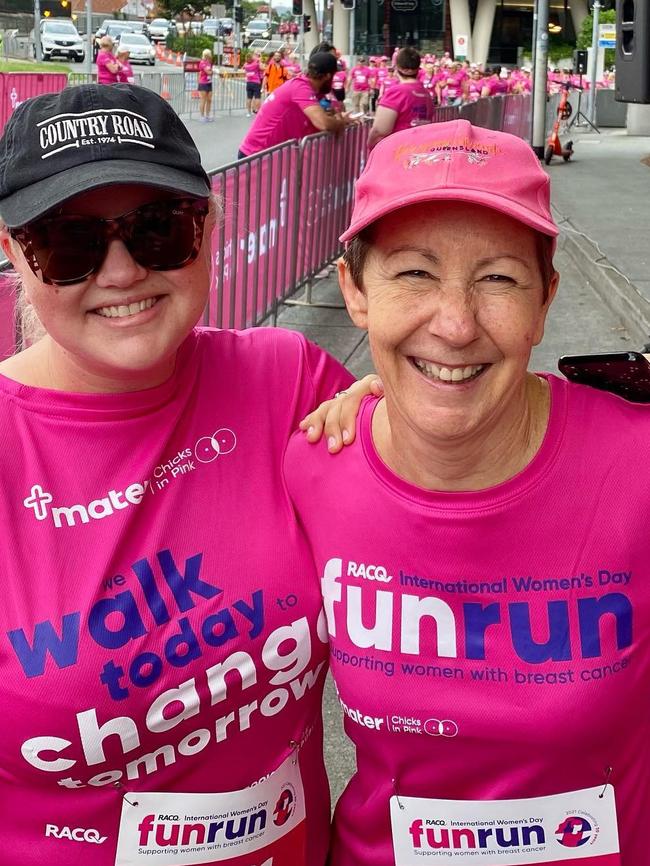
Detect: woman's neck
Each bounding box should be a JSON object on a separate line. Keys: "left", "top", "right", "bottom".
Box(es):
{"left": 372, "top": 373, "right": 551, "bottom": 492}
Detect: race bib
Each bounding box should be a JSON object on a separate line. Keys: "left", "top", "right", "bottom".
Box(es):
{"left": 390, "top": 786, "right": 620, "bottom": 865}
{"left": 115, "top": 753, "right": 305, "bottom": 865}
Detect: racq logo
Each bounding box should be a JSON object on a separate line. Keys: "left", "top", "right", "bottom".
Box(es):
{"left": 45, "top": 824, "right": 107, "bottom": 844}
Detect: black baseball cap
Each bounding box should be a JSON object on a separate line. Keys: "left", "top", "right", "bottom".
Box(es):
{"left": 308, "top": 52, "right": 338, "bottom": 76}
{"left": 0, "top": 83, "right": 211, "bottom": 228}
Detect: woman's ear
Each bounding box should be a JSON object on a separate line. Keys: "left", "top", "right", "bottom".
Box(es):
{"left": 338, "top": 258, "right": 368, "bottom": 330}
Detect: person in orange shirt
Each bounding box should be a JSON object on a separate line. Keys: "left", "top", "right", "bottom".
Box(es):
{"left": 264, "top": 50, "right": 288, "bottom": 94}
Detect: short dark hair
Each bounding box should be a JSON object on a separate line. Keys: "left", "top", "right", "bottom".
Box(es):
{"left": 396, "top": 47, "right": 421, "bottom": 72}
{"left": 343, "top": 227, "right": 556, "bottom": 303}
{"left": 308, "top": 51, "right": 338, "bottom": 77}
{"left": 310, "top": 41, "right": 335, "bottom": 57}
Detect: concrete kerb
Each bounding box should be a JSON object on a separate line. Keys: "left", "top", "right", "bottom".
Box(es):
{"left": 553, "top": 205, "right": 650, "bottom": 346}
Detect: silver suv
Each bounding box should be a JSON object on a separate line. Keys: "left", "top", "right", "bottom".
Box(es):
{"left": 40, "top": 18, "right": 85, "bottom": 63}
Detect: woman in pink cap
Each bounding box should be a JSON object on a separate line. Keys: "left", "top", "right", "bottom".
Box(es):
{"left": 286, "top": 119, "right": 648, "bottom": 864}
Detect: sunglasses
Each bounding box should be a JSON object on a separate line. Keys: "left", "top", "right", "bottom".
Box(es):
{"left": 10, "top": 197, "right": 210, "bottom": 286}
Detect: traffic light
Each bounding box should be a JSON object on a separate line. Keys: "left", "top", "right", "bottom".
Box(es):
{"left": 303, "top": 13, "right": 311, "bottom": 32}
{"left": 234, "top": 5, "right": 243, "bottom": 23}
{"left": 41, "top": 0, "right": 72, "bottom": 16}
{"left": 292, "top": 0, "right": 302, "bottom": 14}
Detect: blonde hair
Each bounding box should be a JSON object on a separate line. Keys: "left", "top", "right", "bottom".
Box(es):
{"left": 202, "top": 48, "right": 212, "bottom": 60}
{"left": 99, "top": 35, "right": 114, "bottom": 49}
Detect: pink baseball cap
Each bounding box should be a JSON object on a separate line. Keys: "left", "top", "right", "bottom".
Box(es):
{"left": 340, "top": 119, "right": 558, "bottom": 243}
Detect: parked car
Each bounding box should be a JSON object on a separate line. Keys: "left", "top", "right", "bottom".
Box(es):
{"left": 202, "top": 18, "right": 219, "bottom": 36}
{"left": 40, "top": 18, "right": 85, "bottom": 63}
{"left": 115, "top": 31, "right": 156, "bottom": 65}
{"left": 218, "top": 17, "right": 234, "bottom": 34}
{"left": 147, "top": 18, "right": 174, "bottom": 43}
{"left": 244, "top": 19, "right": 272, "bottom": 41}
{"left": 125, "top": 21, "right": 150, "bottom": 38}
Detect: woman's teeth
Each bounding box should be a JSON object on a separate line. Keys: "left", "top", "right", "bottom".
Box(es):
{"left": 95, "top": 297, "right": 158, "bottom": 318}
{"left": 413, "top": 358, "right": 485, "bottom": 382}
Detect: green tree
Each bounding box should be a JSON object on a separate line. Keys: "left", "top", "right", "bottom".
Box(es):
{"left": 577, "top": 7, "right": 616, "bottom": 68}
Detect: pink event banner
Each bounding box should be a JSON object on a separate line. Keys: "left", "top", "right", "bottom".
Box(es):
{"left": 209, "top": 145, "right": 298, "bottom": 329}
{"left": 0, "top": 72, "right": 69, "bottom": 134}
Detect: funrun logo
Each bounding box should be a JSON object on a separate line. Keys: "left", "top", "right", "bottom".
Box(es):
{"left": 408, "top": 818, "right": 545, "bottom": 852}
{"left": 137, "top": 810, "right": 267, "bottom": 849}
{"left": 45, "top": 824, "right": 107, "bottom": 844}
{"left": 556, "top": 815, "right": 595, "bottom": 848}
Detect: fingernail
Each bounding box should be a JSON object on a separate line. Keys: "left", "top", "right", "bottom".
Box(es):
{"left": 327, "top": 436, "right": 336, "bottom": 450}
{"left": 307, "top": 426, "right": 315, "bottom": 437}
{"left": 342, "top": 429, "right": 350, "bottom": 443}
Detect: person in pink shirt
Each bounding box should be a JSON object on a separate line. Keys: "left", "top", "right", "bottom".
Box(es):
{"left": 368, "top": 47, "right": 434, "bottom": 150}
{"left": 438, "top": 61, "right": 468, "bottom": 104}
{"left": 197, "top": 48, "right": 213, "bottom": 122}
{"left": 116, "top": 48, "right": 134, "bottom": 84}
{"left": 244, "top": 50, "right": 264, "bottom": 116}
{"left": 285, "top": 118, "right": 649, "bottom": 866}
{"left": 350, "top": 58, "right": 372, "bottom": 114}
{"left": 467, "top": 64, "right": 485, "bottom": 100}
{"left": 239, "top": 52, "right": 355, "bottom": 158}
{"left": 0, "top": 82, "right": 378, "bottom": 866}
{"left": 96, "top": 35, "right": 120, "bottom": 85}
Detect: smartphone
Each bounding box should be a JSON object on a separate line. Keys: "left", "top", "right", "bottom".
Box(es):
{"left": 348, "top": 112, "right": 365, "bottom": 119}
{"left": 558, "top": 351, "right": 650, "bottom": 402}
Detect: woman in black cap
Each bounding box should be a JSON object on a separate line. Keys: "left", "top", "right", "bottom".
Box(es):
{"left": 0, "top": 83, "right": 376, "bottom": 866}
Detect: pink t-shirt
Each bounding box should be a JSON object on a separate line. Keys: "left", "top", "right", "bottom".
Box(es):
{"left": 117, "top": 60, "right": 134, "bottom": 84}
{"left": 96, "top": 49, "right": 118, "bottom": 85}
{"left": 198, "top": 58, "right": 212, "bottom": 85}
{"left": 377, "top": 79, "right": 434, "bottom": 134}
{"left": 244, "top": 59, "right": 263, "bottom": 84}
{"left": 351, "top": 65, "right": 371, "bottom": 92}
{"left": 285, "top": 375, "right": 650, "bottom": 866}
{"left": 239, "top": 74, "right": 320, "bottom": 156}
{"left": 0, "top": 327, "right": 351, "bottom": 866}
{"left": 332, "top": 69, "right": 347, "bottom": 90}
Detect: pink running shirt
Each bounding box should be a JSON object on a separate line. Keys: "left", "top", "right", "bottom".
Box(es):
{"left": 351, "top": 66, "right": 371, "bottom": 92}
{"left": 244, "top": 59, "right": 263, "bottom": 84}
{"left": 285, "top": 375, "right": 650, "bottom": 866}
{"left": 377, "top": 80, "right": 434, "bottom": 133}
{"left": 239, "top": 74, "right": 319, "bottom": 156}
{"left": 198, "top": 58, "right": 212, "bottom": 85}
{"left": 96, "top": 49, "right": 118, "bottom": 85}
{"left": 0, "top": 327, "right": 352, "bottom": 866}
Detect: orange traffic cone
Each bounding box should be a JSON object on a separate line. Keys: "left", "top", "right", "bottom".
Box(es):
{"left": 161, "top": 75, "right": 171, "bottom": 100}
{"left": 175, "top": 53, "right": 182, "bottom": 67}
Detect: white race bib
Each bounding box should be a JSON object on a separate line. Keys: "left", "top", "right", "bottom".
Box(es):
{"left": 115, "top": 753, "right": 305, "bottom": 865}
{"left": 390, "top": 786, "right": 620, "bottom": 865}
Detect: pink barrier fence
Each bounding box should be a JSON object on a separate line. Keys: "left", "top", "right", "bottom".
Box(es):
{"left": 0, "top": 72, "right": 69, "bottom": 133}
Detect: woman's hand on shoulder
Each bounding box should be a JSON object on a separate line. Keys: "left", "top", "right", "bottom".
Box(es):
{"left": 299, "top": 375, "right": 384, "bottom": 453}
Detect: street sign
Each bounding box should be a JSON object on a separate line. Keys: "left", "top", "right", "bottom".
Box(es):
{"left": 454, "top": 33, "right": 468, "bottom": 58}
{"left": 598, "top": 22, "right": 616, "bottom": 48}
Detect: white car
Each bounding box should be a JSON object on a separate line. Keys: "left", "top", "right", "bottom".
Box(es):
{"left": 148, "top": 18, "right": 173, "bottom": 43}
{"left": 115, "top": 32, "right": 156, "bottom": 65}
{"left": 244, "top": 19, "right": 272, "bottom": 41}
{"left": 40, "top": 19, "right": 85, "bottom": 63}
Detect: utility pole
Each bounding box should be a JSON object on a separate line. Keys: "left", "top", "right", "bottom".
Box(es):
{"left": 531, "top": 0, "right": 549, "bottom": 158}
{"left": 587, "top": 0, "right": 601, "bottom": 123}
{"left": 233, "top": 0, "right": 241, "bottom": 66}
{"left": 34, "top": 0, "right": 42, "bottom": 62}
{"left": 86, "top": 0, "right": 93, "bottom": 73}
